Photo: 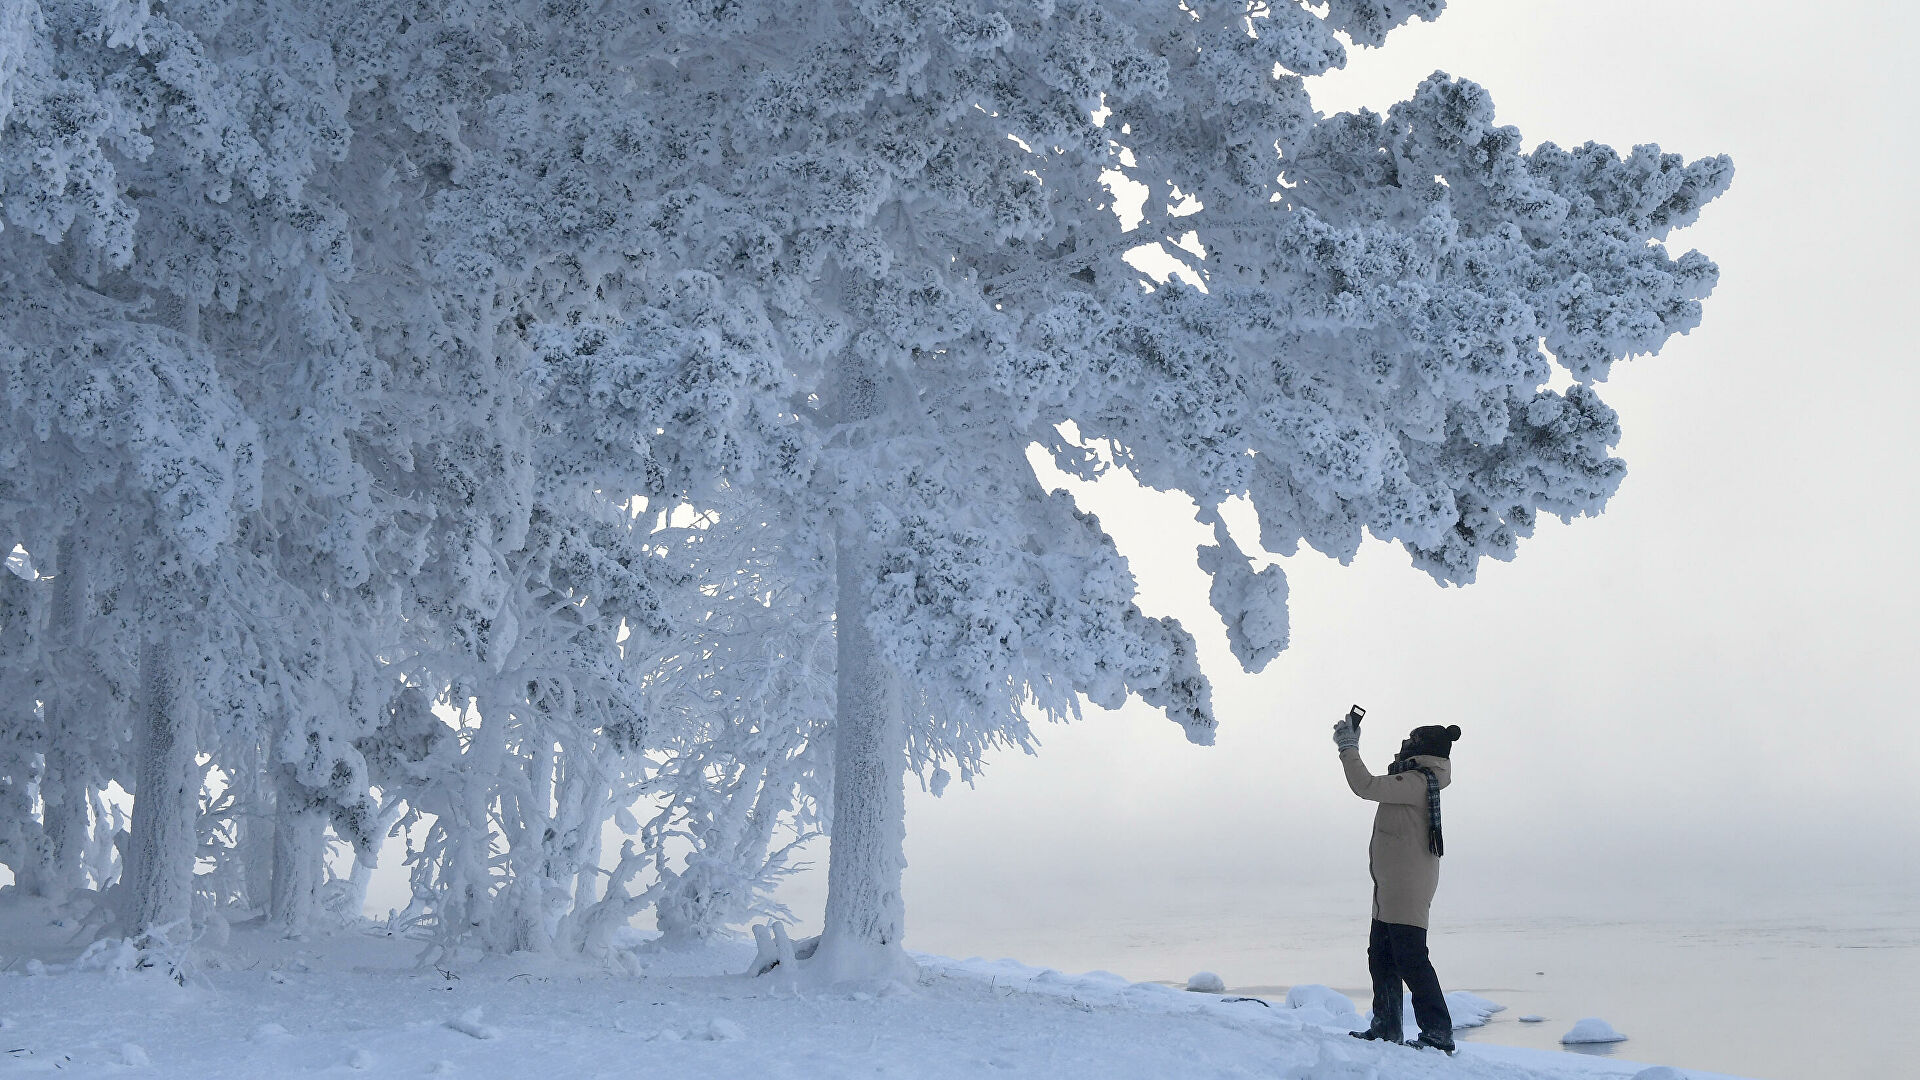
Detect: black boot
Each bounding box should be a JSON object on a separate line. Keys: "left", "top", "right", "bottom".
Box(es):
{"left": 1409, "top": 1031, "right": 1456, "bottom": 1055}
{"left": 1349, "top": 1027, "right": 1401, "bottom": 1044}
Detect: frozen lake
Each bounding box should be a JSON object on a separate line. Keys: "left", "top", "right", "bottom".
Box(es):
{"left": 896, "top": 889, "right": 1919, "bottom": 1080}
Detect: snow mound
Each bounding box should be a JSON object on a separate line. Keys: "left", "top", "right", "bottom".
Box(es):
{"left": 1631, "top": 1069, "right": 1689, "bottom": 1080}
{"left": 348, "top": 1048, "right": 374, "bottom": 1069}
{"left": 1561, "top": 1017, "right": 1628, "bottom": 1044}
{"left": 1519, "top": 1014, "right": 1547, "bottom": 1023}
{"left": 1284, "top": 984, "right": 1354, "bottom": 1013}
{"left": 1442, "top": 991, "right": 1501, "bottom": 1028}
{"left": 250, "top": 1023, "right": 291, "bottom": 1040}
{"left": 121, "top": 1042, "right": 151, "bottom": 1066}
{"left": 704, "top": 1017, "right": 745, "bottom": 1042}
{"left": 1449, "top": 990, "right": 1506, "bottom": 1019}
{"left": 1186, "top": 971, "right": 1226, "bottom": 993}
{"left": 1281, "top": 984, "right": 1365, "bottom": 1031}
{"left": 446, "top": 1007, "right": 501, "bottom": 1040}
{"left": 72, "top": 937, "right": 140, "bottom": 973}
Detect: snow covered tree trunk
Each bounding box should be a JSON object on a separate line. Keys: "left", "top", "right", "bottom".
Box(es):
{"left": 809, "top": 350, "right": 913, "bottom": 982}
{"left": 811, "top": 531, "right": 912, "bottom": 983}
{"left": 6, "top": 787, "right": 55, "bottom": 900}
{"left": 125, "top": 638, "right": 198, "bottom": 937}
{"left": 34, "top": 727, "right": 88, "bottom": 899}
{"left": 544, "top": 749, "right": 609, "bottom": 955}
{"left": 499, "top": 729, "right": 556, "bottom": 954}
{"left": 34, "top": 537, "right": 90, "bottom": 899}
{"left": 268, "top": 774, "right": 327, "bottom": 935}
{"left": 343, "top": 793, "right": 405, "bottom": 922}
{"left": 236, "top": 742, "right": 275, "bottom": 914}
{"left": 344, "top": 852, "right": 376, "bottom": 922}
{"left": 431, "top": 681, "right": 511, "bottom": 957}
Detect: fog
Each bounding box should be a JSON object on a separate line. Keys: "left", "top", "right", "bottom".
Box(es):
{"left": 773, "top": 0, "right": 1920, "bottom": 965}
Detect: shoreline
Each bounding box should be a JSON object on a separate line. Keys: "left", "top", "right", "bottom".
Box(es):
{"left": 0, "top": 895, "right": 1756, "bottom": 1080}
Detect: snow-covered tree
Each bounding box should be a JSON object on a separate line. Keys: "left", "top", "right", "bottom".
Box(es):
{"left": 507, "top": 0, "right": 1730, "bottom": 980}
{"left": 3, "top": 0, "right": 1729, "bottom": 977}
{"left": 1, "top": 0, "right": 385, "bottom": 940}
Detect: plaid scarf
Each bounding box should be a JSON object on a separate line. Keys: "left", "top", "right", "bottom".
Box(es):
{"left": 1387, "top": 758, "right": 1445, "bottom": 857}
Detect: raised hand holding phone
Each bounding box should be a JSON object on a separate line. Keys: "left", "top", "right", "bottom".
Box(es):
{"left": 1333, "top": 706, "right": 1364, "bottom": 752}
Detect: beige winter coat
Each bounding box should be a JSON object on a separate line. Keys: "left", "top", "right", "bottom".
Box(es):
{"left": 1341, "top": 750, "right": 1451, "bottom": 929}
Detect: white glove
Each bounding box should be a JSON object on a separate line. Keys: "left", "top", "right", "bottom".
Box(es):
{"left": 1332, "top": 718, "right": 1359, "bottom": 752}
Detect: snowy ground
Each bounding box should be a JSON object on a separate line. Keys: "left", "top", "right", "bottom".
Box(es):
{"left": 0, "top": 898, "right": 1748, "bottom": 1079}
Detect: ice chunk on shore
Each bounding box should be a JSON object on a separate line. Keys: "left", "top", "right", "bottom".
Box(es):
{"left": 1630, "top": 1068, "right": 1687, "bottom": 1080}
{"left": 1186, "top": 972, "right": 1226, "bottom": 993}
{"left": 1518, "top": 1014, "right": 1547, "bottom": 1023}
{"left": 1561, "top": 1017, "right": 1628, "bottom": 1044}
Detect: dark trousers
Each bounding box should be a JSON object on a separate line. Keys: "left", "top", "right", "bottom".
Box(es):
{"left": 1366, "top": 919, "right": 1453, "bottom": 1040}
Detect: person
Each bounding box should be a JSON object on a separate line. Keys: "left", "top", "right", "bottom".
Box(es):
{"left": 1331, "top": 714, "right": 1462, "bottom": 1054}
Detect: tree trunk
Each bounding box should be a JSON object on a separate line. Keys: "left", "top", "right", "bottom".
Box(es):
{"left": 34, "top": 537, "right": 90, "bottom": 899}
{"left": 268, "top": 774, "right": 327, "bottom": 935}
{"left": 810, "top": 531, "right": 912, "bottom": 983}
{"left": 344, "top": 792, "right": 406, "bottom": 921}
{"left": 34, "top": 726, "right": 89, "bottom": 899}
{"left": 125, "top": 638, "right": 198, "bottom": 938}
{"left": 442, "top": 682, "right": 510, "bottom": 956}
{"left": 500, "top": 726, "right": 556, "bottom": 954}
{"left": 237, "top": 741, "right": 274, "bottom": 914}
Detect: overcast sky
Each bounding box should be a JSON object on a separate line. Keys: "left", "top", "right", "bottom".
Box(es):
{"left": 774, "top": 0, "right": 1920, "bottom": 967}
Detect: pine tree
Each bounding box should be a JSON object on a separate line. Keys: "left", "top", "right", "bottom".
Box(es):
{"left": 515, "top": 0, "right": 1730, "bottom": 979}
{"left": 2, "top": 1, "right": 1730, "bottom": 973}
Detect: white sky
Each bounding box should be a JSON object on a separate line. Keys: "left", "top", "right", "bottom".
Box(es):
{"left": 774, "top": 0, "right": 1920, "bottom": 965}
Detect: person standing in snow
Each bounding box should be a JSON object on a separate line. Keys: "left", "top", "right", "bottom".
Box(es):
{"left": 1332, "top": 714, "right": 1463, "bottom": 1054}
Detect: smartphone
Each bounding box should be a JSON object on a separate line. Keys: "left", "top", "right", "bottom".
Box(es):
{"left": 1347, "top": 704, "right": 1366, "bottom": 730}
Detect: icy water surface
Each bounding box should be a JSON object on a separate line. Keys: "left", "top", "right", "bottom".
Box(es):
{"left": 1250, "top": 914, "right": 1916, "bottom": 1080}
{"left": 909, "top": 894, "right": 1918, "bottom": 1080}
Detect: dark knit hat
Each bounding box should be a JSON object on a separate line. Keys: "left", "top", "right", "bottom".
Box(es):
{"left": 1403, "top": 724, "right": 1462, "bottom": 759}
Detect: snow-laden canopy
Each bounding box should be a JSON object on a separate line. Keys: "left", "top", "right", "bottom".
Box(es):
{"left": 0, "top": 0, "right": 1728, "bottom": 973}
